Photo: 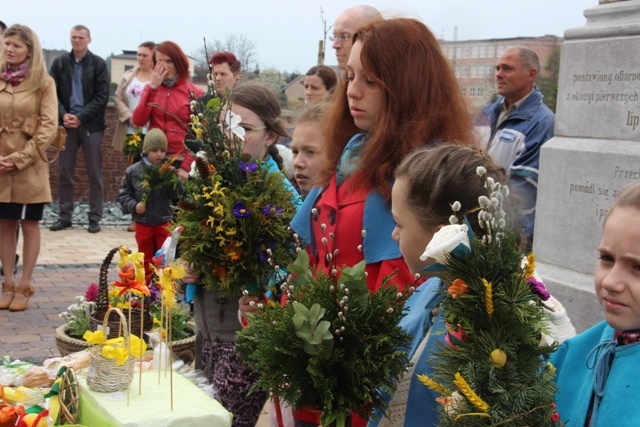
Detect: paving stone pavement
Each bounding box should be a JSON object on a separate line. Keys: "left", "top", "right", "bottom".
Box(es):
{"left": 0, "top": 224, "right": 138, "bottom": 363}
{"left": 0, "top": 224, "right": 273, "bottom": 426}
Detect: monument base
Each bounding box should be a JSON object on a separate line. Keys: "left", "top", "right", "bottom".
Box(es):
{"left": 537, "top": 262, "right": 602, "bottom": 333}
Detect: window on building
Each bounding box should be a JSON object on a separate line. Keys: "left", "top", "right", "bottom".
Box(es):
{"left": 486, "top": 46, "right": 494, "bottom": 58}
{"left": 455, "top": 67, "right": 461, "bottom": 78}
{"left": 496, "top": 45, "right": 505, "bottom": 57}
{"left": 469, "top": 87, "right": 476, "bottom": 97}
{"left": 478, "top": 67, "right": 484, "bottom": 78}
{"left": 487, "top": 66, "right": 494, "bottom": 78}
{"left": 471, "top": 66, "right": 477, "bottom": 78}
{"left": 460, "top": 86, "right": 467, "bottom": 96}
{"left": 124, "top": 65, "right": 134, "bottom": 71}
{"left": 471, "top": 47, "right": 478, "bottom": 58}
{"left": 461, "top": 67, "right": 468, "bottom": 77}
{"left": 477, "top": 87, "right": 484, "bottom": 98}
{"left": 462, "top": 47, "right": 469, "bottom": 59}
{"left": 479, "top": 46, "right": 486, "bottom": 58}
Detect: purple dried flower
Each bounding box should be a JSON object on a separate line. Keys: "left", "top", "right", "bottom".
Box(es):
{"left": 239, "top": 161, "right": 258, "bottom": 174}
{"left": 233, "top": 200, "right": 251, "bottom": 218}
{"left": 256, "top": 238, "right": 275, "bottom": 263}
{"left": 262, "top": 204, "right": 284, "bottom": 217}
{"left": 527, "top": 277, "right": 550, "bottom": 301}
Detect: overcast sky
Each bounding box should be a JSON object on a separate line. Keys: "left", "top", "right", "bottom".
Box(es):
{"left": 4, "top": 0, "right": 596, "bottom": 72}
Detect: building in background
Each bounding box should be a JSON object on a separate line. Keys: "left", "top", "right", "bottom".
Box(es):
{"left": 439, "top": 35, "right": 563, "bottom": 114}
{"left": 109, "top": 50, "right": 199, "bottom": 87}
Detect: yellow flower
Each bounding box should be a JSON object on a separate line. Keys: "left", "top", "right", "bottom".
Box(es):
{"left": 213, "top": 203, "right": 225, "bottom": 216}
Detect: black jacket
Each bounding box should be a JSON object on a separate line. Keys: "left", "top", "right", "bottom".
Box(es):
{"left": 49, "top": 50, "right": 109, "bottom": 132}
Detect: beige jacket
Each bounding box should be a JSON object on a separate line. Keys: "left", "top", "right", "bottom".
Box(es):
{"left": 113, "top": 67, "right": 148, "bottom": 150}
{"left": 0, "top": 77, "right": 57, "bottom": 204}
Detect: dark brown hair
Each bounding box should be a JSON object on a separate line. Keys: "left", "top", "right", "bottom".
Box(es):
{"left": 395, "top": 145, "right": 506, "bottom": 235}
{"left": 305, "top": 65, "right": 338, "bottom": 93}
{"left": 230, "top": 83, "right": 289, "bottom": 169}
{"left": 321, "top": 18, "right": 475, "bottom": 200}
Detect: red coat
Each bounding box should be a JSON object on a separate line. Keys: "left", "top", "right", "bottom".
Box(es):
{"left": 293, "top": 174, "right": 414, "bottom": 427}
{"left": 132, "top": 78, "right": 203, "bottom": 171}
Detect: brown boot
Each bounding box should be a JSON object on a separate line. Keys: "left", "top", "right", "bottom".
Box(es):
{"left": 9, "top": 285, "right": 34, "bottom": 312}
{"left": 0, "top": 283, "right": 15, "bottom": 309}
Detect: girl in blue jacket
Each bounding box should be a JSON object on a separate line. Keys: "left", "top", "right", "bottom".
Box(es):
{"left": 551, "top": 181, "right": 640, "bottom": 426}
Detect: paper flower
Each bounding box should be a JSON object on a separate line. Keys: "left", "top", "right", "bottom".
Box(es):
{"left": 527, "top": 277, "right": 550, "bottom": 301}
{"left": 448, "top": 279, "right": 469, "bottom": 299}
{"left": 421, "top": 223, "right": 471, "bottom": 263}
{"left": 262, "top": 204, "right": 284, "bottom": 217}
{"left": 233, "top": 200, "right": 251, "bottom": 218}
{"left": 219, "top": 109, "right": 246, "bottom": 141}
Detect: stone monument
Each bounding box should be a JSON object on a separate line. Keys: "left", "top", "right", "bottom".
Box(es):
{"left": 534, "top": 0, "right": 640, "bottom": 332}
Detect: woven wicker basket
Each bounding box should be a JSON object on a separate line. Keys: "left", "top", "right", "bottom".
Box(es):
{"left": 86, "top": 308, "right": 135, "bottom": 393}
{"left": 55, "top": 324, "right": 91, "bottom": 356}
{"left": 57, "top": 366, "right": 80, "bottom": 424}
{"left": 89, "top": 246, "right": 152, "bottom": 339}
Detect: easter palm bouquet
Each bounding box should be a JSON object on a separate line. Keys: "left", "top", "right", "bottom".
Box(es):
{"left": 122, "top": 130, "right": 143, "bottom": 165}
{"left": 417, "top": 166, "right": 560, "bottom": 426}
{"left": 174, "top": 96, "right": 298, "bottom": 297}
{"left": 236, "top": 250, "right": 415, "bottom": 427}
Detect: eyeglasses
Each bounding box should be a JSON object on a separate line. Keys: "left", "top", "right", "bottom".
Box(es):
{"left": 329, "top": 33, "right": 352, "bottom": 42}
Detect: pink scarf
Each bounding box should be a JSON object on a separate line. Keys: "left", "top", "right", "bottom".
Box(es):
{"left": 0, "top": 62, "right": 29, "bottom": 87}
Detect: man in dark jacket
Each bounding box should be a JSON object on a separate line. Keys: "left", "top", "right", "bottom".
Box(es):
{"left": 49, "top": 25, "right": 109, "bottom": 233}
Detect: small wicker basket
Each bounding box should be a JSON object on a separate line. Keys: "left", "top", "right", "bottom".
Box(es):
{"left": 89, "top": 246, "right": 152, "bottom": 339}
{"left": 56, "top": 366, "right": 80, "bottom": 424}
{"left": 86, "top": 307, "right": 134, "bottom": 393}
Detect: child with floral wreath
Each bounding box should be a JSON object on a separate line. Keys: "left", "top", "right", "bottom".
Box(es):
{"left": 551, "top": 181, "right": 640, "bottom": 426}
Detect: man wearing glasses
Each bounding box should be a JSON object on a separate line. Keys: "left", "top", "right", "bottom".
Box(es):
{"left": 331, "top": 5, "right": 382, "bottom": 70}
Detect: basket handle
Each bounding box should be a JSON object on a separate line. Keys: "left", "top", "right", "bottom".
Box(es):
{"left": 96, "top": 246, "right": 127, "bottom": 314}
{"left": 101, "top": 307, "right": 130, "bottom": 350}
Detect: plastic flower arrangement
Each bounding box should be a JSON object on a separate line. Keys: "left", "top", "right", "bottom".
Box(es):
{"left": 174, "top": 95, "right": 298, "bottom": 297}
{"left": 417, "top": 166, "right": 560, "bottom": 426}
{"left": 83, "top": 329, "right": 147, "bottom": 366}
{"left": 236, "top": 250, "right": 415, "bottom": 427}
{"left": 140, "top": 152, "right": 182, "bottom": 206}
{"left": 122, "top": 130, "right": 143, "bottom": 165}
{"left": 58, "top": 296, "right": 95, "bottom": 339}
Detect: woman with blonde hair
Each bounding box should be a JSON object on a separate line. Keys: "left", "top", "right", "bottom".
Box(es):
{"left": 0, "top": 24, "right": 58, "bottom": 311}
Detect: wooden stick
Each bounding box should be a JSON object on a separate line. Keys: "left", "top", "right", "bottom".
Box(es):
{"left": 169, "top": 311, "right": 174, "bottom": 411}
{"left": 127, "top": 293, "right": 132, "bottom": 406}
{"left": 139, "top": 295, "right": 144, "bottom": 395}
{"left": 158, "top": 300, "right": 164, "bottom": 384}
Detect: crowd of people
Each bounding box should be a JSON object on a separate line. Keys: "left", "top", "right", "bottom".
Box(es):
{"left": 0, "top": 4, "right": 638, "bottom": 427}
